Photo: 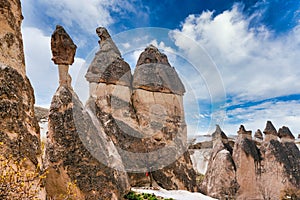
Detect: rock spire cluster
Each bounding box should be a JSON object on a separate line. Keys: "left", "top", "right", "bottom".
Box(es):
{"left": 201, "top": 121, "right": 300, "bottom": 199}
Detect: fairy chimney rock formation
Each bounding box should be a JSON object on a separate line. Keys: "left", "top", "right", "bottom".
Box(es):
{"left": 278, "top": 126, "right": 295, "bottom": 142}
{"left": 212, "top": 125, "right": 228, "bottom": 146}
{"left": 86, "top": 27, "right": 131, "bottom": 88}
{"left": 203, "top": 122, "right": 300, "bottom": 199}
{"left": 201, "top": 125, "right": 237, "bottom": 199}
{"left": 85, "top": 27, "right": 197, "bottom": 191}
{"left": 51, "top": 25, "right": 77, "bottom": 87}
{"left": 133, "top": 45, "right": 185, "bottom": 95}
{"left": 46, "top": 27, "right": 130, "bottom": 199}
{"left": 263, "top": 120, "right": 278, "bottom": 141}
{"left": 254, "top": 129, "right": 263, "bottom": 141}
{"left": 237, "top": 125, "right": 252, "bottom": 139}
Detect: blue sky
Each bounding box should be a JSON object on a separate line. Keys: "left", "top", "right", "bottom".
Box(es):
{"left": 20, "top": 0, "right": 300, "bottom": 138}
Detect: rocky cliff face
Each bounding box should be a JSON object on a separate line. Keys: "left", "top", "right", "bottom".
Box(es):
{"left": 44, "top": 26, "right": 130, "bottom": 200}
{"left": 44, "top": 86, "right": 130, "bottom": 200}
{"left": 85, "top": 27, "right": 197, "bottom": 191}
{"left": 0, "top": 0, "right": 40, "bottom": 176}
{"left": 0, "top": 0, "right": 42, "bottom": 198}
{"left": 0, "top": 0, "right": 25, "bottom": 76}
{"left": 201, "top": 122, "right": 300, "bottom": 199}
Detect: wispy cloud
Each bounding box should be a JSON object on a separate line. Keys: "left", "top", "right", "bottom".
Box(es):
{"left": 171, "top": 4, "right": 300, "bottom": 137}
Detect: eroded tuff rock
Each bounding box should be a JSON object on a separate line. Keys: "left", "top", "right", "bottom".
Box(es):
{"left": 44, "top": 86, "right": 130, "bottom": 200}
{"left": 51, "top": 25, "right": 77, "bottom": 65}
{"left": 212, "top": 125, "right": 228, "bottom": 146}
{"left": 263, "top": 120, "right": 278, "bottom": 141}
{"left": 203, "top": 122, "right": 300, "bottom": 199}
{"left": 278, "top": 126, "right": 295, "bottom": 142}
{"left": 0, "top": 64, "right": 41, "bottom": 166}
{"left": 232, "top": 125, "right": 262, "bottom": 199}
{"left": 86, "top": 27, "right": 132, "bottom": 86}
{"left": 85, "top": 28, "right": 197, "bottom": 191}
{"left": 0, "top": 0, "right": 25, "bottom": 76}
{"left": 0, "top": 1, "right": 42, "bottom": 198}
{"left": 133, "top": 45, "right": 185, "bottom": 95}
{"left": 254, "top": 129, "right": 263, "bottom": 141}
{"left": 45, "top": 30, "right": 130, "bottom": 199}
{"left": 201, "top": 126, "right": 238, "bottom": 199}
{"left": 51, "top": 25, "right": 76, "bottom": 87}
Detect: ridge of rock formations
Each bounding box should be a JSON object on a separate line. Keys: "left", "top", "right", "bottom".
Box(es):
{"left": 85, "top": 27, "right": 197, "bottom": 191}
{"left": 44, "top": 26, "right": 130, "bottom": 200}
{"left": 201, "top": 122, "right": 300, "bottom": 199}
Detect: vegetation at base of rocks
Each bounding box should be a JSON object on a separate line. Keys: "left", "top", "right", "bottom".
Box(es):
{"left": 124, "top": 191, "right": 174, "bottom": 200}
{"left": 0, "top": 152, "right": 47, "bottom": 199}
{"left": 280, "top": 187, "right": 300, "bottom": 200}
{"left": 196, "top": 173, "right": 205, "bottom": 184}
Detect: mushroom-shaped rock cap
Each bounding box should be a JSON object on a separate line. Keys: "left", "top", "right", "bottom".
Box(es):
{"left": 278, "top": 126, "right": 295, "bottom": 140}
{"left": 237, "top": 125, "right": 252, "bottom": 135}
{"left": 254, "top": 129, "right": 263, "bottom": 140}
{"left": 51, "top": 25, "right": 77, "bottom": 65}
{"left": 263, "top": 121, "right": 278, "bottom": 136}
{"left": 133, "top": 45, "right": 185, "bottom": 95}
{"left": 212, "top": 125, "right": 228, "bottom": 140}
{"left": 85, "top": 27, "right": 131, "bottom": 86}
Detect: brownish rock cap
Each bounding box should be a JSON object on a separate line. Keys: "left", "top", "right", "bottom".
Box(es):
{"left": 237, "top": 125, "right": 252, "bottom": 136}
{"left": 51, "top": 25, "right": 77, "bottom": 65}
{"left": 263, "top": 120, "right": 278, "bottom": 136}
{"left": 278, "top": 126, "right": 295, "bottom": 140}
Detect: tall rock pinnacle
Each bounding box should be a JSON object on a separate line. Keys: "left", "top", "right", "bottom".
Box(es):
{"left": 86, "top": 27, "right": 131, "bottom": 87}
{"left": 263, "top": 120, "right": 278, "bottom": 141}
{"left": 51, "top": 25, "right": 77, "bottom": 87}
{"left": 85, "top": 27, "right": 197, "bottom": 191}
{"left": 46, "top": 26, "right": 130, "bottom": 199}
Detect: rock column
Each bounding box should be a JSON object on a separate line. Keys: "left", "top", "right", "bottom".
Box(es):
{"left": 45, "top": 25, "right": 130, "bottom": 200}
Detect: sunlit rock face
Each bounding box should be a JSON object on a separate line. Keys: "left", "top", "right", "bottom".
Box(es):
{"left": 0, "top": 0, "right": 43, "bottom": 198}
{"left": 0, "top": 0, "right": 25, "bottom": 76}
{"left": 44, "top": 86, "right": 130, "bottom": 200}
{"left": 200, "top": 126, "right": 238, "bottom": 199}
{"left": 85, "top": 27, "right": 197, "bottom": 191}
{"left": 45, "top": 26, "right": 130, "bottom": 200}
